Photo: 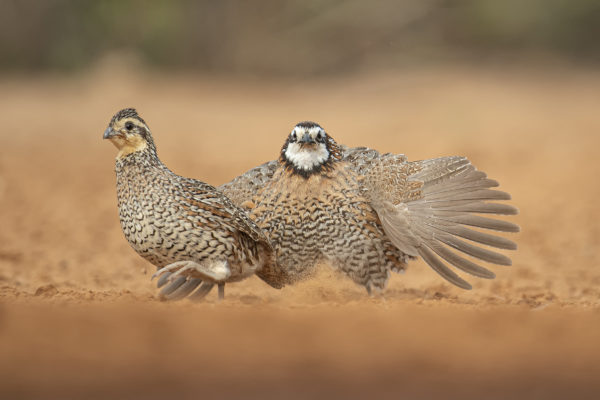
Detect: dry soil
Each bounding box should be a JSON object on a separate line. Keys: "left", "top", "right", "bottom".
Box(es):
{"left": 0, "top": 65, "right": 599, "bottom": 399}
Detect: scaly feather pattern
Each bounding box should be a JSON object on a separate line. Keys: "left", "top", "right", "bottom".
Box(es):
{"left": 220, "top": 123, "right": 519, "bottom": 291}
{"left": 105, "top": 108, "right": 286, "bottom": 300}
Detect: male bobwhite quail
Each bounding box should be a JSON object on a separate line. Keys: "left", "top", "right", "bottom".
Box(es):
{"left": 218, "top": 121, "right": 519, "bottom": 293}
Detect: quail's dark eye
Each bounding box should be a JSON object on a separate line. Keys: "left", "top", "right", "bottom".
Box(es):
{"left": 290, "top": 131, "right": 297, "bottom": 142}
{"left": 316, "top": 131, "right": 324, "bottom": 142}
{"left": 125, "top": 122, "right": 134, "bottom": 131}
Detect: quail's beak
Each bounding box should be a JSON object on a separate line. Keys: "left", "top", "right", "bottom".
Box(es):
{"left": 103, "top": 127, "right": 116, "bottom": 140}
{"left": 299, "top": 132, "right": 314, "bottom": 144}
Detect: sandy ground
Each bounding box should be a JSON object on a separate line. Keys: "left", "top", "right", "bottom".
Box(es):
{"left": 0, "top": 64, "right": 599, "bottom": 399}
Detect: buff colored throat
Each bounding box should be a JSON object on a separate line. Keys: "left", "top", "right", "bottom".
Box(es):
{"left": 111, "top": 135, "right": 148, "bottom": 159}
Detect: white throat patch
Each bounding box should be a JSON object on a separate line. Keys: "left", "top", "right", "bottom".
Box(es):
{"left": 285, "top": 142, "right": 329, "bottom": 171}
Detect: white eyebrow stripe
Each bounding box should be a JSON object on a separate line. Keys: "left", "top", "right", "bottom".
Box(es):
{"left": 293, "top": 126, "right": 325, "bottom": 138}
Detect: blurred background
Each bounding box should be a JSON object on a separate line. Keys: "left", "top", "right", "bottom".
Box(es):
{"left": 1, "top": 1, "right": 600, "bottom": 399}
{"left": 1, "top": 0, "right": 599, "bottom": 75}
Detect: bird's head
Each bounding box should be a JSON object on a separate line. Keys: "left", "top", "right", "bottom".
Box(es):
{"left": 103, "top": 108, "right": 156, "bottom": 158}
{"left": 280, "top": 121, "right": 341, "bottom": 177}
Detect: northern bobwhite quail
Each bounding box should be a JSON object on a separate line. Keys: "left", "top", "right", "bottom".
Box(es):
{"left": 103, "top": 108, "right": 285, "bottom": 300}
{"left": 219, "top": 121, "right": 519, "bottom": 293}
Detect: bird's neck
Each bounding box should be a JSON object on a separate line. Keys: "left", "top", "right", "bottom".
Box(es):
{"left": 115, "top": 146, "right": 165, "bottom": 175}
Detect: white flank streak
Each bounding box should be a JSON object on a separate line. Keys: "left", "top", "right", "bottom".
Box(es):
{"left": 211, "top": 261, "right": 232, "bottom": 281}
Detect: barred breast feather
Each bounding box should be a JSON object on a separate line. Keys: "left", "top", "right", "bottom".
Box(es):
{"left": 220, "top": 144, "right": 519, "bottom": 291}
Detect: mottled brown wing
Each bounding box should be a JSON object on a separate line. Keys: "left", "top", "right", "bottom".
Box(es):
{"left": 347, "top": 148, "right": 520, "bottom": 290}
{"left": 185, "top": 179, "right": 289, "bottom": 289}
{"left": 219, "top": 160, "right": 279, "bottom": 206}
{"left": 181, "top": 179, "right": 268, "bottom": 244}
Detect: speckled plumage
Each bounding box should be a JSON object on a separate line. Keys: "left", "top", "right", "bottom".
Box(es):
{"left": 220, "top": 122, "right": 519, "bottom": 292}
{"left": 105, "top": 108, "right": 285, "bottom": 300}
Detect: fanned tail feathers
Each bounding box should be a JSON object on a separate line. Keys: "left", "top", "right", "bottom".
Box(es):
{"left": 371, "top": 156, "right": 519, "bottom": 289}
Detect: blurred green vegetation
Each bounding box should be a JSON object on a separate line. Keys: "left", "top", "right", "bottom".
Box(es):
{"left": 0, "top": 0, "right": 598, "bottom": 75}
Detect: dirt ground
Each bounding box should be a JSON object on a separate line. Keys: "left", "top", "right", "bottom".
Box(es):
{"left": 0, "top": 64, "right": 599, "bottom": 399}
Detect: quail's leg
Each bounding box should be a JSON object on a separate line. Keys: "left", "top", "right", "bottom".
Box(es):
{"left": 218, "top": 283, "right": 225, "bottom": 300}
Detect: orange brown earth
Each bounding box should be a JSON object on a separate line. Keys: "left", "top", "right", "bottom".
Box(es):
{"left": 0, "top": 65, "right": 599, "bottom": 399}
